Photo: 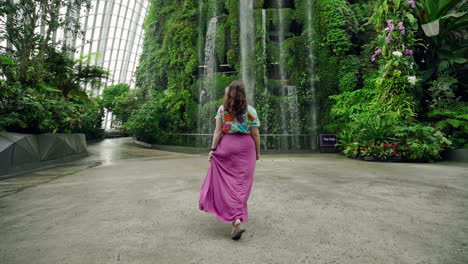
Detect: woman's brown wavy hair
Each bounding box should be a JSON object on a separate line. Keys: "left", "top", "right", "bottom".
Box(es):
{"left": 223, "top": 80, "right": 248, "bottom": 118}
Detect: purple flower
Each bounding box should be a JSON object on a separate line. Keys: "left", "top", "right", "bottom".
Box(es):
{"left": 371, "top": 49, "right": 382, "bottom": 62}
{"left": 398, "top": 22, "right": 404, "bottom": 30}
{"left": 388, "top": 20, "right": 395, "bottom": 30}
{"left": 385, "top": 20, "right": 395, "bottom": 43}
{"left": 407, "top": 0, "right": 416, "bottom": 8}
{"left": 404, "top": 49, "right": 414, "bottom": 55}
{"left": 386, "top": 33, "right": 392, "bottom": 43}
{"left": 398, "top": 22, "right": 405, "bottom": 35}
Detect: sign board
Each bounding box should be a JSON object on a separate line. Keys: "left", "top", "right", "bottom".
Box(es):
{"left": 320, "top": 134, "right": 337, "bottom": 147}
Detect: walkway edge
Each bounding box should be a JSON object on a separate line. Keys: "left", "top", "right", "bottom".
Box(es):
{"left": 0, "top": 152, "right": 89, "bottom": 180}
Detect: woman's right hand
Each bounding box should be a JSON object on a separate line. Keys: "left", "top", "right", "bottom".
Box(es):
{"left": 208, "top": 151, "right": 214, "bottom": 162}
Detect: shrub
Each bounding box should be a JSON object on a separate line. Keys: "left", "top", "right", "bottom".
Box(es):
{"left": 124, "top": 92, "right": 168, "bottom": 144}
{"left": 338, "top": 55, "right": 360, "bottom": 92}
{"left": 0, "top": 42, "right": 107, "bottom": 136}
{"left": 427, "top": 74, "right": 459, "bottom": 109}
{"left": 395, "top": 124, "right": 451, "bottom": 161}
{"left": 102, "top": 83, "right": 129, "bottom": 112}
{"left": 429, "top": 101, "right": 468, "bottom": 148}
{"left": 0, "top": 82, "right": 103, "bottom": 134}
{"left": 339, "top": 121, "right": 451, "bottom": 162}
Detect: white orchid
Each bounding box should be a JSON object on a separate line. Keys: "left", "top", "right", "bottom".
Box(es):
{"left": 392, "top": 51, "right": 403, "bottom": 57}
{"left": 407, "top": 76, "right": 417, "bottom": 85}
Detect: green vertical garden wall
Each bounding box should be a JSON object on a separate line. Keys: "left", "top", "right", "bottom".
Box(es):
{"left": 2, "top": 0, "right": 465, "bottom": 160}
{"left": 126, "top": 0, "right": 466, "bottom": 160}
{"left": 132, "top": 0, "right": 356, "bottom": 138}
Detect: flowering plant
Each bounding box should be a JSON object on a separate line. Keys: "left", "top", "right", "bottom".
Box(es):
{"left": 370, "top": 0, "right": 420, "bottom": 121}
{"left": 359, "top": 144, "right": 384, "bottom": 158}
{"left": 380, "top": 142, "right": 409, "bottom": 159}
{"left": 358, "top": 142, "right": 409, "bottom": 160}
{"left": 407, "top": 76, "right": 417, "bottom": 85}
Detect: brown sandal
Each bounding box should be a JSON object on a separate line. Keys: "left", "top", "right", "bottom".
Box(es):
{"left": 231, "top": 219, "right": 245, "bottom": 240}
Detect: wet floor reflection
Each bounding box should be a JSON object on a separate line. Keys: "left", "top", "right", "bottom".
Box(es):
{"left": 84, "top": 137, "right": 178, "bottom": 166}
{"left": 0, "top": 138, "right": 180, "bottom": 198}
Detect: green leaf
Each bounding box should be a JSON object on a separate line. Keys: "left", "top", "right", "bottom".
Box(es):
{"left": 439, "top": 50, "right": 468, "bottom": 64}
{"left": 406, "top": 13, "right": 419, "bottom": 30}
{"left": 456, "top": 114, "right": 468, "bottom": 120}
{"left": 437, "top": 0, "right": 465, "bottom": 18}
{"left": 446, "top": 119, "right": 464, "bottom": 128}
{"left": 442, "top": 18, "right": 468, "bottom": 38}
{"left": 37, "top": 83, "right": 61, "bottom": 93}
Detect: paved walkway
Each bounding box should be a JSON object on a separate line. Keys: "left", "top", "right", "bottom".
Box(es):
{"left": 1, "top": 138, "right": 467, "bottom": 264}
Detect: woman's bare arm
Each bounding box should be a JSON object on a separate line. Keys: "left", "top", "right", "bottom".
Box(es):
{"left": 211, "top": 118, "right": 223, "bottom": 149}
{"left": 251, "top": 126, "right": 261, "bottom": 160}
{"left": 208, "top": 119, "right": 224, "bottom": 162}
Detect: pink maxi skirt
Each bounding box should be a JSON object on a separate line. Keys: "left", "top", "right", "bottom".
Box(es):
{"left": 198, "top": 133, "right": 256, "bottom": 223}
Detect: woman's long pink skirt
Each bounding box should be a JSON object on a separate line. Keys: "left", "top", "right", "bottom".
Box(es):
{"left": 198, "top": 133, "right": 256, "bottom": 223}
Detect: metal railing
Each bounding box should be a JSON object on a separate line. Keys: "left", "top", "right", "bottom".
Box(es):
{"left": 160, "top": 133, "right": 319, "bottom": 151}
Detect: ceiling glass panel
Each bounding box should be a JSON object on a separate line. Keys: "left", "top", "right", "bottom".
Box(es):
{"left": 71, "top": 0, "right": 149, "bottom": 91}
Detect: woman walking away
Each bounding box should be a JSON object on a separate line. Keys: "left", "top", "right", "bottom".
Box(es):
{"left": 198, "top": 80, "right": 261, "bottom": 240}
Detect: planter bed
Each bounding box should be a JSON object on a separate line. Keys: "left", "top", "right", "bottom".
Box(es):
{"left": 0, "top": 132, "right": 88, "bottom": 178}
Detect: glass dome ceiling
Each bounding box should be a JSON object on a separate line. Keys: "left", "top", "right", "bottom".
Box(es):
{"left": 77, "top": 0, "right": 149, "bottom": 93}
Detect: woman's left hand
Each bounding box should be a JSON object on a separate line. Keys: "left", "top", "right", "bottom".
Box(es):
{"left": 208, "top": 151, "right": 214, "bottom": 162}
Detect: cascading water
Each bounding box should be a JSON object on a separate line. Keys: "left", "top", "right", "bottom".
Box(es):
{"left": 192, "top": 0, "right": 317, "bottom": 151}
{"left": 239, "top": 0, "right": 256, "bottom": 105}
{"left": 306, "top": 0, "right": 318, "bottom": 150}
{"left": 197, "top": 16, "right": 218, "bottom": 147}
{"left": 287, "top": 86, "right": 301, "bottom": 149}
{"left": 275, "top": 1, "right": 290, "bottom": 149}
{"left": 261, "top": 9, "right": 269, "bottom": 134}
{"left": 203, "top": 17, "right": 218, "bottom": 91}
{"left": 275, "top": 0, "right": 301, "bottom": 150}
{"left": 197, "top": 0, "right": 205, "bottom": 70}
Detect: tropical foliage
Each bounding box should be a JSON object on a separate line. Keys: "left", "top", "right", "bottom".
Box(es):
{"left": 131, "top": 0, "right": 198, "bottom": 134}
{"left": 123, "top": 0, "right": 466, "bottom": 161}
{"left": 1, "top": 0, "right": 465, "bottom": 160}
{"left": 0, "top": 0, "right": 108, "bottom": 139}
{"left": 330, "top": 0, "right": 466, "bottom": 161}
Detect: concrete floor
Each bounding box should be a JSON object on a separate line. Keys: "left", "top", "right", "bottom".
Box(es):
{"left": 0, "top": 138, "right": 467, "bottom": 264}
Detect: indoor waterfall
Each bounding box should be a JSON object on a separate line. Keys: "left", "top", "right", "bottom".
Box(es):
{"left": 306, "top": 0, "right": 318, "bottom": 150}
{"left": 197, "top": 15, "right": 218, "bottom": 147}
{"left": 239, "top": 0, "right": 256, "bottom": 105}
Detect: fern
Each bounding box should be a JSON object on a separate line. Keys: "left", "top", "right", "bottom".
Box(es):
{"left": 429, "top": 101, "right": 468, "bottom": 148}
{"left": 457, "top": 114, "right": 468, "bottom": 120}
{"left": 430, "top": 102, "right": 467, "bottom": 116}
{"left": 446, "top": 119, "right": 465, "bottom": 128}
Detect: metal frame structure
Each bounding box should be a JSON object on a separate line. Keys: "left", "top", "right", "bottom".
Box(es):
{"left": 76, "top": 0, "right": 149, "bottom": 130}
{"left": 77, "top": 0, "right": 149, "bottom": 94}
